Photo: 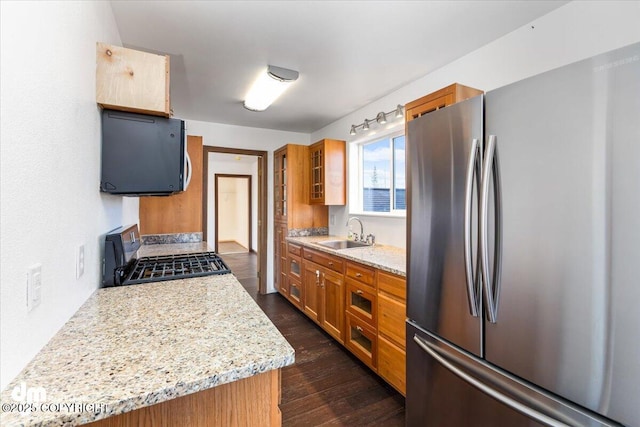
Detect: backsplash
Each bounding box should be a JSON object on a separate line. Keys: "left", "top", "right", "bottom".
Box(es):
{"left": 288, "top": 227, "right": 329, "bottom": 237}
{"left": 142, "top": 233, "right": 203, "bottom": 245}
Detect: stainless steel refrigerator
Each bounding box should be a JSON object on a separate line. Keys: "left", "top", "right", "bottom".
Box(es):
{"left": 406, "top": 42, "right": 640, "bottom": 427}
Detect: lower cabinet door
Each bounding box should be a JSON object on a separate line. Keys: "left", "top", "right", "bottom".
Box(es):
{"left": 345, "top": 313, "right": 377, "bottom": 369}
{"left": 302, "top": 262, "right": 321, "bottom": 323}
{"left": 321, "top": 269, "right": 344, "bottom": 344}
{"left": 378, "top": 334, "right": 406, "bottom": 395}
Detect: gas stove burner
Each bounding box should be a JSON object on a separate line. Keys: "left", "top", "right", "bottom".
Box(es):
{"left": 122, "top": 251, "right": 231, "bottom": 285}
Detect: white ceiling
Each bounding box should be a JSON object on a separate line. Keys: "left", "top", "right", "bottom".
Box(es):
{"left": 110, "top": 1, "right": 568, "bottom": 133}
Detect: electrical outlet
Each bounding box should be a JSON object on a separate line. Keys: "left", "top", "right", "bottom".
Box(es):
{"left": 27, "top": 264, "right": 42, "bottom": 311}
{"left": 76, "top": 244, "right": 85, "bottom": 279}
{"left": 330, "top": 214, "right": 336, "bottom": 226}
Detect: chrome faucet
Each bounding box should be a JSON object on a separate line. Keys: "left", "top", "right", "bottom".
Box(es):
{"left": 347, "top": 217, "right": 364, "bottom": 242}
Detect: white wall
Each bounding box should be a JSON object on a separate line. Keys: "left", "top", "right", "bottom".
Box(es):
{"left": 216, "top": 176, "right": 250, "bottom": 249}
{"left": 188, "top": 120, "right": 310, "bottom": 293}
{"left": 0, "top": 2, "right": 137, "bottom": 390}
{"left": 207, "top": 154, "right": 258, "bottom": 251}
{"left": 311, "top": 0, "right": 640, "bottom": 249}
{"left": 234, "top": 177, "right": 250, "bottom": 249}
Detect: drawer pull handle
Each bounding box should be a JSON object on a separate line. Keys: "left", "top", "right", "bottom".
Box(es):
{"left": 355, "top": 273, "right": 363, "bottom": 278}
{"left": 356, "top": 289, "right": 364, "bottom": 295}
{"left": 328, "top": 261, "right": 333, "bottom": 266}
{"left": 356, "top": 326, "right": 364, "bottom": 332}
{"left": 306, "top": 254, "right": 312, "bottom": 259}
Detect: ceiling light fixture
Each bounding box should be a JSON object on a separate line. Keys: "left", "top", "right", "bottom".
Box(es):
{"left": 243, "top": 65, "right": 299, "bottom": 112}
{"left": 349, "top": 104, "right": 404, "bottom": 136}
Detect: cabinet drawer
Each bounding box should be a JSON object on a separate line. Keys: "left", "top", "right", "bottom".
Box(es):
{"left": 345, "top": 313, "right": 377, "bottom": 370}
{"left": 378, "top": 293, "right": 406, "bottom": 347}
{"left": 378, "top": 334, "right": 406, "bottom": 395}
{"left": 288, "top": 277, "right": 303, "bottom": 310}
{"left": 377, "top": 271, "right": 406, "bottom": 301}
{"left": 346, "top": 278, "right": 377, "bottom": 327}
{"left": 302, "top": 248, "right": 343, "bottom": 273}
{"left": 345, "top": 261, "right": 375, "bottom": 286}
{"left": 288, "top": 254, "right": 302, "bottom": 281}
{"left": 288, "top": 243, "right": 302, "bottom": 257}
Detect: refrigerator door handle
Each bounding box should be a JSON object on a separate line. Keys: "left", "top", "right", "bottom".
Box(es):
{"left": 480, "top": 135, "right": 503, "bottom": 323}
{"left": 413, "top": 334, "right": 570, "bottom": 427}
{"left": 464, "top": 138, "right": 481, "bottom": 317}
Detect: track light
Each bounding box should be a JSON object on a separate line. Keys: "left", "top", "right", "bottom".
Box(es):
{"left": 244, "top": 65, "right": 299, "bottom": 112}
{"left": 395, "top": 104, "right": 404, "bottom": 119}
{"left": 349, "top": 104, "right": 405, "bottom": 136}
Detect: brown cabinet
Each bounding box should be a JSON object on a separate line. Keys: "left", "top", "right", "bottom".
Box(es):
{"left": 320, "top": 268, "right": 344, "bottom": 343}
{"left": 405, "top": 83, "right": 483, "bottom": 124}
{"left": 302, "top": 261, "right": 321, "bottom": 322}
{"left": 346, "top": 279, "right": 377, "bottom": 327}
{"left": 139, "top": 136, "right": 203, "bottom": 235}
{"left": 274, "top": 145, "right": 328, "bottom": 295}
{"left": 301, "top": 248, "right": 346, "bottom": 343}
{"left": 286, "top": 242, "right": 407, "bottom": 395}
{"left": 308, "top": 139, "right": 346, "bottom": 205}
{"left": 96, "top": 42, "right": 171, "bottom": 117}
{"left": 346, "top": 312, "right": 377, "bottom": 369}
{"left": 376, "top": 271, "right": 407, "bottom": 395}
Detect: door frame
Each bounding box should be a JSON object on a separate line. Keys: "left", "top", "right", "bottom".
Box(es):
{"left": 203, "top": 146, "right": 268, "bottom": 294}
{"left": 214, "top": 174, "right": 252, "bottom": 253}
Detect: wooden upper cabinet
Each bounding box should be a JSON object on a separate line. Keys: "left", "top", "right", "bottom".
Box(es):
{"left": 274, "top": 147, "right": 287, "bottom": 222}
{"left": 308, "top": 139, "right": 346, "bottom": 205}
{"left": 405, "top": 83, "right": 483, "bottom": 124}
{"left": 139, "top": 136, "right": 202, "bottom": 234}
{"left": 96, "top": 42, "right": 171, "bottom": 117}
{"left": 274, "top": 144, "right": 328, "bottom": 228}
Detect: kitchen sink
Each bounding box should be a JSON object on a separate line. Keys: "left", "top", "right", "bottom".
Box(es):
{"left": 317, "top": 239, "right": 370, "bottom": 250}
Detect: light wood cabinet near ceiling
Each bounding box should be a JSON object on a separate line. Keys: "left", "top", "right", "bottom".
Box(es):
{"left": 308, "top": 139, "right": 346, "bottom": 205}
{"left": 405, "top": 83, "right": 483, "bottom": 124}
{"left": 274, "top": 145, "right": 328, "bottom": 296}
{"left": 96, "top": 42, "right": 171, "bottom": 117}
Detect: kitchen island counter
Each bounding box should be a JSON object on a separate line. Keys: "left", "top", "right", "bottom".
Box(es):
{"left": 0, "top": 273, "right": 294, "bottom": 426}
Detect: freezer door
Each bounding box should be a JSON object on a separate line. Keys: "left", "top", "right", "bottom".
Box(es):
{"left": 483, "top": 42, "right": 640, "bottom": 426}
{"left": 406, "top": 322, "right": 622, "bottom": 427}
{"left": 407, "top": 95, "right": 483, "bottom": 357}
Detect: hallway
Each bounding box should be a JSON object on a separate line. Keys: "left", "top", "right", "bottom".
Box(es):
{"left": 219, "top": 251, "right": 405, "bottom": 426}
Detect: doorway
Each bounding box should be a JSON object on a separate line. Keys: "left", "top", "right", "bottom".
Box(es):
{"left": 203, "top": 146, "right": 268, "bottom": 294}
{"left": 215, "top": 174, "right": 252, "bottom": 254}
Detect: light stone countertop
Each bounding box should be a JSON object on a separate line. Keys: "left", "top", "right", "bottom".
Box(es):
{"left": 287, "top": 235, "right": 406, "bottom": 277}
{"left": 0, "top": 274, "right": 295, "bottom": 426}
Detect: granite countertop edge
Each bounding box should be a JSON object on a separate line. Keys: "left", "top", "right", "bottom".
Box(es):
{"left": 0, "top": 270, "right": 295, "bottom": 427}
{"left": 286, "top": 235, "right": 406, "bottom": 277}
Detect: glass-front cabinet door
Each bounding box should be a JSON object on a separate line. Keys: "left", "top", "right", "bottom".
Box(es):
{"left": 274, "top": 148, "right": 287, "bottom": 221}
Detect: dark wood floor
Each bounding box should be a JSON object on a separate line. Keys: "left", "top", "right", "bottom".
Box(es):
{"left": 219, "top": 252, "right": 406, "bottom": 426}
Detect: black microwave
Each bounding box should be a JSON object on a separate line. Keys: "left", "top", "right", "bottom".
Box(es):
{"left": 100, "top": 109, "right": 191, "bottom": 196}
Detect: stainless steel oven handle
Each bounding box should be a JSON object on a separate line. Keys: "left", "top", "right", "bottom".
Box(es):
{"left": 464, "top": 138, "right": 480, "bottom": 317}
{"left": 184, "top": 151, "right": 193, "bottom": 191}
{"left": 413, "top": 334, "right": 569, "bottom": 427}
